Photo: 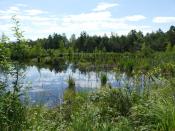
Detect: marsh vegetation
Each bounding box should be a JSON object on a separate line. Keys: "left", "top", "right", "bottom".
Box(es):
{"left": 0, "top": 17, "right": 175, "bottom": 130}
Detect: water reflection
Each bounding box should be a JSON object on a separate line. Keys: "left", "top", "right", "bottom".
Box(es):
{"left": 18, "top": 64, "right": 125, "bottom": 107}
{"left": 1, "top": 63, "right": 155, "bottom": 107}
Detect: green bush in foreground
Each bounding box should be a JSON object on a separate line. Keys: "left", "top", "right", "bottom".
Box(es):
{"left": 0, "top": 84, "right": 27, "bottom": 131}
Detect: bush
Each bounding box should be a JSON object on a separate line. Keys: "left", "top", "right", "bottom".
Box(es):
{"left": 0, "top": 84, "right": 27, "bottom": 130}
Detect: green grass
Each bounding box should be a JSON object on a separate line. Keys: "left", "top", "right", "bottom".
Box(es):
{"left": 1, "top": 82, "right": 174, "bottom": 130}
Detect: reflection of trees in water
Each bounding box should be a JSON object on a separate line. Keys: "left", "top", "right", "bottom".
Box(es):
{"left": 52, "top": 63, "right": 68, "bottom": 73}
{"left": 23, "top": 58, "right": 69, "bottom": 73}
{"left": 8, "top": 60, "right": 160, "bottom": 107}
{"left": 17, "top": 59, "right": 154, "bottom": 92}
{"left": 48, "top": 58, "right": 68, "bottom": 73}
{"left": 72, "top": 63, "right": 114, "bottom": 74}
{"left": 22, "top": 57, "right": 118, "bottom": 74}
{"left": 11, "top": 62, "right": 27, "bottom": 94}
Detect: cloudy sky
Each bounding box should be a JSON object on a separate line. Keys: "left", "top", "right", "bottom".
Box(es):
{"left": 0, "top": 0, "right": 175, "bottom": 40}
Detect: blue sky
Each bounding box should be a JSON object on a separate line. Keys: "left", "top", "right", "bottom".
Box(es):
{"left": 0, "top": 0, "right": 175, "bottom": 40}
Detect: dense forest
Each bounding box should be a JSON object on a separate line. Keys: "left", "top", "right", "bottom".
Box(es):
{"left": 29, "top": 26, "right": 175, "bottom": 52}
{"left": 1, "top": 17, "right": 175, "bottom": 61}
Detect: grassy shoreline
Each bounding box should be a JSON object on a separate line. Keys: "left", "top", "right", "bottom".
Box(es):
{"left": 1, "top": 82, "right": 174, "bottom": 130}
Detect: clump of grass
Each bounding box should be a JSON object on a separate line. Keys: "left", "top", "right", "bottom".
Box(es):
{"left": 100, "top": 73, "right": 107, "bottom": 87}
{"left": 68, "top": 76, "right": 75, "bottom": 89}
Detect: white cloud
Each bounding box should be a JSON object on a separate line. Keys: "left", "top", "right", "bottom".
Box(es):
{"left": 33, "top": 12, "right": 150, "bottom": 38}
{"left": 122, "top": 15, "right": 146, "bottom": 22}
{"left": 0, "top": 24, "right": 12, "bottom": 32}
{"left": 0, "top": 6, "right": 20, "bottom": 15}
{"left": 0, "top": 4, "right": 151, "bottom": 40}
{"left": 63, "top": 11, "right": 112, "bottom": 23}
{"left": 153, "top": 17, "right": 175, "bottom": 23}
{"left": 24, "top": 9, "right": 47, "bottom": 16}
{"left": 0, "top": 15, "right": 11, "bottom": 20}
{"left": 93, "top": 2, "right": 118, "bottom": 12}
{"left": 9, "top": 6, "right": 20, "bottom": 11}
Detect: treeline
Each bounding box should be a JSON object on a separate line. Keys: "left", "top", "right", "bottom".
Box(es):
{"left": 1, "top": 18, "right": 175, "bottom": 61}
{"left": 27, "top": 26, "right": 175, "bottom": 52}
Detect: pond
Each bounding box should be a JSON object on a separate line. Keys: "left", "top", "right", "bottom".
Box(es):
{"left": 1, "top": 64, "right": 152, "bottom": 107}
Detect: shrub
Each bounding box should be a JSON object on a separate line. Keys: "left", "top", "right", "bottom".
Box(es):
{"left": 0, "top": 84, "right": 27, "bottom": 130}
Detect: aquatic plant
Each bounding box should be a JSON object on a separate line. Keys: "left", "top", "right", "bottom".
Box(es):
{"left": 68, "top": 76, "right": 75, "bottom": 89}
{"left": 100, "top": 73, "right": 107, "bottom": 87}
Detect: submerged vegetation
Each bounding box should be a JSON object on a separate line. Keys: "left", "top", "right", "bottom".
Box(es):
{"left": 0, "top": 16, "right": 175, "bottom": 130}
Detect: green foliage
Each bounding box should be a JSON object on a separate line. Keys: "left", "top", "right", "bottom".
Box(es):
{"left": 0, "top": 83, "right": 27, "bottom": 130}
{"left": 1, "top": 70, "right": 175, "bottom": 130}
{"left": 0, "top": 44, "right": 10, "bottom": 69}
{"left": 10, "top": 15, "right": 31, "bottom": 60}
{"left": 0, "top": 43, "right": 10, "bottom": 71}
{"left": 60, "top": 40, "right": 65, "bottom": 52}
{"left": 0, "top": 33, "right": 10, "bottom": 43}
{"left": 173, "top": 45, "right": 175, "bottom": 52}
{"left": 166, "top": 42, "right": 173, "bottom": 52}
{"left": 5, "top": 25, "right": 174, "bottom": 54}
{"left": 160, "top": 63, "right": 175, "bottom": 78}
{"left": 68, "top": 76, "right": 75, "bottom": 89}
{"left": 11, "top": 43, "right": 30, "bottom": 60}
{"left": 11, "top": 15, "right": 25, "bottom": 42}
{"left": 100, "top": 73, "right": 107, "bottom": 86}
{"left": 141, "top": 42, "right": 153, "bottom": 57}
{"left": 0, "top": 17, "right": 28, "bottom": 130}
{"left": 130, "top": 87, "right": 175, "bottom": 131}
{"left": 90, "top": 88, "right": 132, "bottom": 117}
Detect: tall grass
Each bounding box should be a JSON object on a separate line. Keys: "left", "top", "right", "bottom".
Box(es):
{"left": 68, "top": 76, "right": 75, "bottom": 89}
{"left": 0, "top": 76, "right": 175, "bottom": 130}
{"left": 100, "top": 73, "right": 107, "bottom": 87}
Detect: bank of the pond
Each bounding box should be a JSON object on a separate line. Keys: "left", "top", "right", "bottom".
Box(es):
{"left": 1, "top": 82, "right": 175, "bottom": 131}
